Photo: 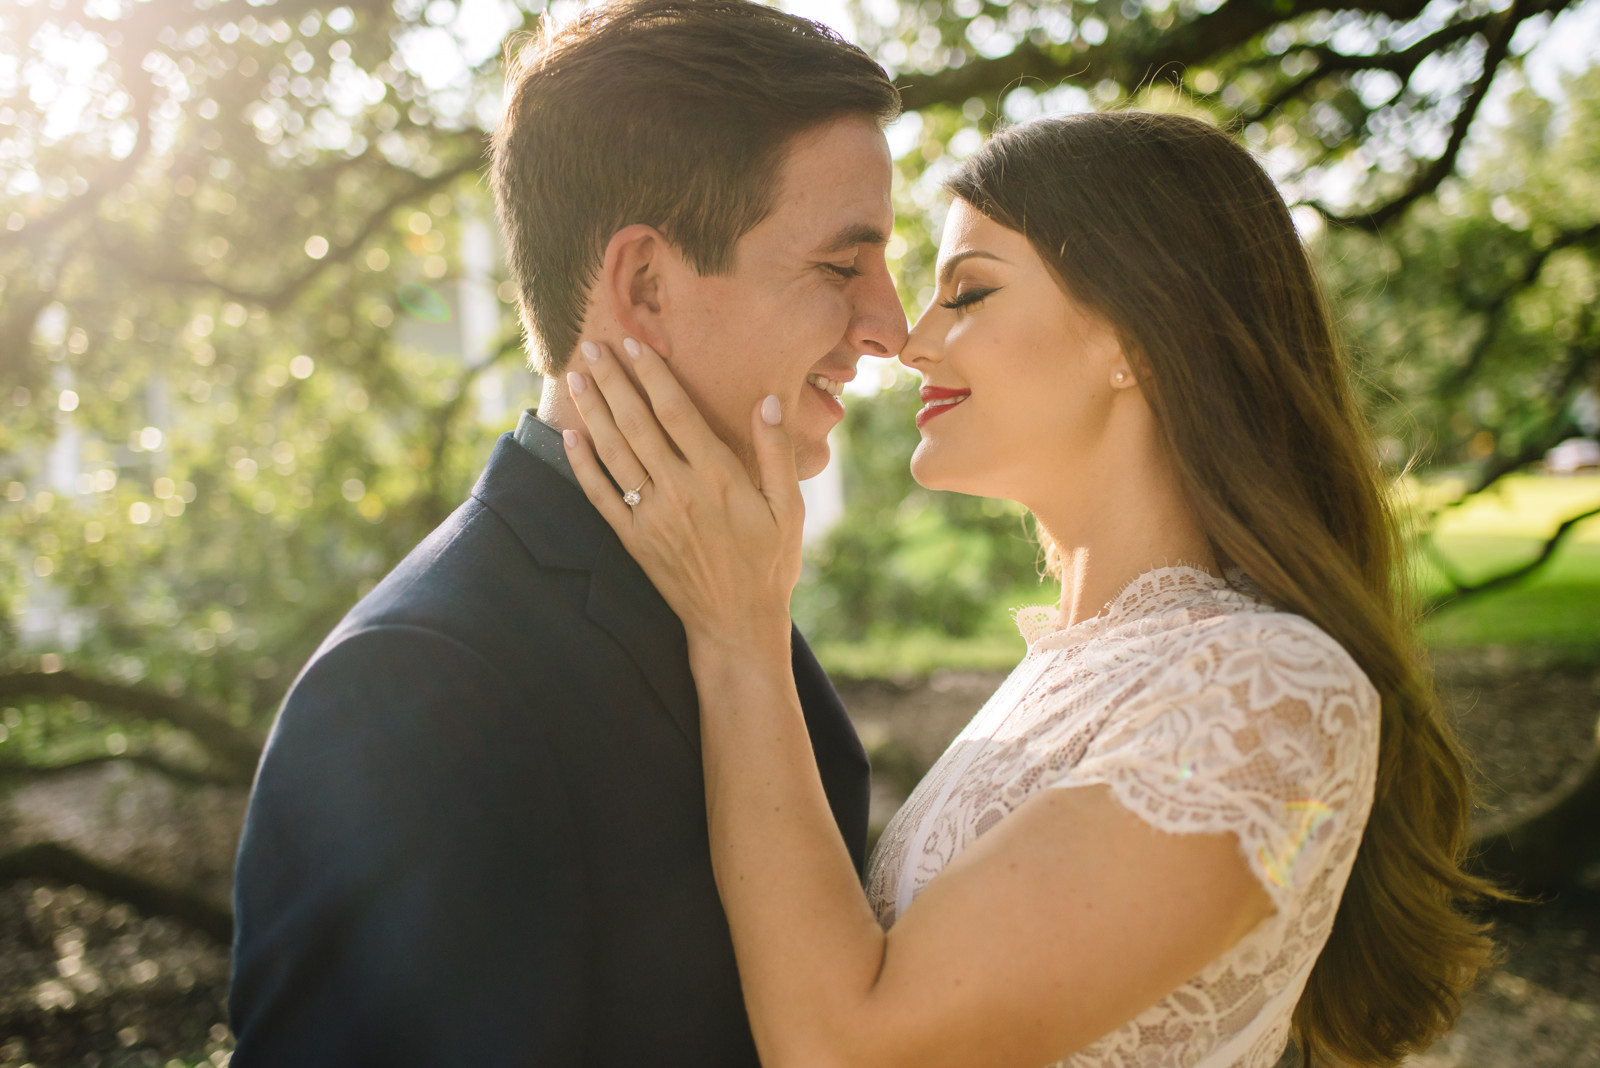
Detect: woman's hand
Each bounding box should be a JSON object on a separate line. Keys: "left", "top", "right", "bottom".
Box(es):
{"left": 561, "top": 337, "right": 804, "bottom": 651}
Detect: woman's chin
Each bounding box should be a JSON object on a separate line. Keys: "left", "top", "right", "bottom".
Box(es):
{"left": 907, "top": 443, "right": 940, "bottom": 489}
{"left": 909, "top": 445, "right": 981, "bottom": 496}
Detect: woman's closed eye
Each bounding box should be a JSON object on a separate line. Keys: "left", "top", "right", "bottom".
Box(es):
{"left": 939, "top": 286, "right": 998, "bottom": 312}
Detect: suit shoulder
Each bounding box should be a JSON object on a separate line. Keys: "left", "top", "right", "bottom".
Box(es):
{"left": 321, "top": 497, "right": 583, "bottom": 660}
{"left": 281, "top": 624, "right": 521, "bottom": 737}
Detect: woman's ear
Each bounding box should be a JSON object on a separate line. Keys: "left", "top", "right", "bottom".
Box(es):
{"left": 1107, "top": 337, "right": 1148, "bottom": 392}
{"left": 599, "top": 224, "right": 674, "bottom": 358}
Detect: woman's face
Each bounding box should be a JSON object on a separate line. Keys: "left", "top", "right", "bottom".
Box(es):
{"left": 899, "top": 199, "right": 1135, "bottom": 516}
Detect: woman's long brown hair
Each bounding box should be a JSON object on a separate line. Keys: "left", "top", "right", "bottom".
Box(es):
{"left": 946, "top": 111, "right": 1498, "bottom": 1065}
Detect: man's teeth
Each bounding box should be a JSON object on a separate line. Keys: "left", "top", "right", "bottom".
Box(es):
{"left": 806, "top": 373, "right": 844, "bottom": 398}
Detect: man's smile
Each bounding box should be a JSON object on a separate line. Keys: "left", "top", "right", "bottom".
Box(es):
{"left": 805, "top": 372, "right": 847, "bottom": 398}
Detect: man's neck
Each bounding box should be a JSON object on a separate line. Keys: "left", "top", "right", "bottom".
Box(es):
{"left": 537, "top": 373, "right": 580, "bottom": 433}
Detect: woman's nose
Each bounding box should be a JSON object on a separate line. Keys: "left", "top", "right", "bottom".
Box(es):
{"left": 898, "top": 307, "right": 940, "bottom": 370}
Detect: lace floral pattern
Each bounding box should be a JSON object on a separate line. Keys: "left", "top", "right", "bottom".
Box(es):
{"left": 864, "top": 567, "right": 1380, "bottom": 1068}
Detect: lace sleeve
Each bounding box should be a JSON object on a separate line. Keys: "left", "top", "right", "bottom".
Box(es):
{"left": 1053, "top": 613, "right": 1381, "bottom": 912}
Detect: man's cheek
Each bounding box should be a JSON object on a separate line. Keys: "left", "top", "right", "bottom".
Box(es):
{"left": 788, "top": 292, "right": 850, "bottom": 347}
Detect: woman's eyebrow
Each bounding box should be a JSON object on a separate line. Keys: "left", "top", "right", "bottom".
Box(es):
{"left": 936, "top": 249, "right": 1006, "bottom": 285}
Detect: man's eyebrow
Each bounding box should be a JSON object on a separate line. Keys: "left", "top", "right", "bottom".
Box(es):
{"left": 937, "top": 249, "right": 1006, "bottom": 285}
{"left": 815, "top": 223, "right": 889, "bottom": 255}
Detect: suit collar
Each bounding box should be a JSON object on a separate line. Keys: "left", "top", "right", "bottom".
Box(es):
{"left": 472, "top": 432, "right": 600, "bottom": 572}
{"left": 472, "top": 431, "right": 699, "bottom": 750}
{"left": 510, "top": 408, "right": 580, "bottom": 490}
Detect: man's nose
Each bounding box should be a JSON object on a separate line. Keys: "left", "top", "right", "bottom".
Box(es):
{"left": 848, "top": 260, "right": 909, "bottom": 358}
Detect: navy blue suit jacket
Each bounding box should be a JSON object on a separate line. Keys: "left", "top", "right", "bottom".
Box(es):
{"left": 229, "top": 426, "right": 870, "bottom": 1065}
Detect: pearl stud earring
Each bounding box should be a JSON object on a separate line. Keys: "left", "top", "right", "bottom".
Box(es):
{"left": 1112, "top": 369, "right": 1131, "bottom": 386}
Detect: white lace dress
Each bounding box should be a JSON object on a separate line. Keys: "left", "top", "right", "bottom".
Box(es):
{"left": 864, "top": 566, "right": 1380, "bottom": 1068}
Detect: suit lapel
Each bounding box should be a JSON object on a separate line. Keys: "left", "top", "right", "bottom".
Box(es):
{"left": 473, "top": 433, "right": 701, "bottom": 753}
{"left": 586, "top": 538, "right": 700, "bottom": 750}
{"left": 475, "top": 427, "right": 871, "bottom": 860}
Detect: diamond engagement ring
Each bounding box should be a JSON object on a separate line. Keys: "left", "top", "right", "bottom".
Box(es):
{"left": 623, "top": 475, "right": 651, "bottom": 507}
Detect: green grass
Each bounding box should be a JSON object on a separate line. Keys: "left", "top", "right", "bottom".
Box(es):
{"left": 814, "top": 475, "right": 1600, "bottom": 678}
{"left": 814, "top": 583, "right": 1051, "bottom": 678}
{"left": 813, "top": 630, "right": 1028, "bottom": 678}
{"left": 1408, "top": 472, "right": 1600, "bottom": 542}
{"left": 1416, "top": 473, "right": 1600, "bottom": 649}
{"left": 1418, "top": 538, "right": 1600, "bottom": 647}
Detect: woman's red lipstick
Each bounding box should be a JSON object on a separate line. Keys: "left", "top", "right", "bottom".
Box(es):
{"left": 916, "top": 386, "right": 971, "bottom": 429}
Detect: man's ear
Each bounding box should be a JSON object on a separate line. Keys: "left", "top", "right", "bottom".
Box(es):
{"left": 599, "top": 224, "right": 675, "bottom": 357}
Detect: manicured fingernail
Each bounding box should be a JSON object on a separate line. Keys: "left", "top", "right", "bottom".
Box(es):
{"left": 566, "top": 370, "right": 587, "bottom": 395}
{"left": 622, "top": 337, "right": 641, "bottom": 359}
{"left": 580, "top": 341, "right": 600, "bottom": 363}
{"left": 562, "top": 428, "right": 578, "bottom": 448}
{"left": 761, "top": 395, "right": 781, "bottom": 426}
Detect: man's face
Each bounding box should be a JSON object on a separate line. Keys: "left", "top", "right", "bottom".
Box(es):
{"left": 664, "top": 115, "right": 908, "bottom": 480}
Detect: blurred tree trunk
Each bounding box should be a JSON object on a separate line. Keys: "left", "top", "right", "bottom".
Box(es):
{"left": 1471, "top": 714, "right": 1600, "bottom": 895}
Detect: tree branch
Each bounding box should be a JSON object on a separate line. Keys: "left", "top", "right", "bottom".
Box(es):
{"left": 0, "top": 841, "right": 232, "bottom": 944}
{"left": 1426, "top": 502, "right": 1600, "bottom": 612}
{"left": 894, "top": 0, "right": 1435, "bottom": 111}
{"left": 1428, "top": 330, "right": 1596, "bottom": 514}
{"left": 0, "top": 45, "right": 161, "bottom": 256}
{"left": 131, "top": 152, "right": 484, "bottom": 313}
{"left": 0, "top": 670, "right": 263, "bottom": 776}
{"left": 1440, "top": 224, "right": 1600, "bottom": 392}
{"left": 0, "top": 752, "right": 246, "bottom": 788}
{"left": 1247, "top": 9, "right": 1506, "bottom": 119}
{"left": 1324, "top": 0, "right": 1533, "bottom": 232}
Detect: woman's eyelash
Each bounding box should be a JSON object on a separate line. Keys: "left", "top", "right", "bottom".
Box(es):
{"left": 939, "top": 287, "right": 996, "bottom": 311}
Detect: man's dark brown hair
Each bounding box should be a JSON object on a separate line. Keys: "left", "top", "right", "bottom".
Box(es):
{"left": 490, "top": 0, "right": 900, "bottom": 375}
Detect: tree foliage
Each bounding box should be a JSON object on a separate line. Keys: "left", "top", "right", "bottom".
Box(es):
{"left": 2, "top": 0, "right": 538, "bottom": 795}
{"left": 1323, "top": 68, "right": 1600, "bottom": 607}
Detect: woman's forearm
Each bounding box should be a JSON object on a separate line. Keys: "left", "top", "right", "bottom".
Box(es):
{"left": 688, "top": 629, "right": 889, "bottom": 1067}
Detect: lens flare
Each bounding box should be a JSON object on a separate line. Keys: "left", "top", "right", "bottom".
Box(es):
{"left": 396, "top": 282, "right": 451, "bottom": 323}
{"left": 1259, "top": 799, "right": 1336, "bottom": 888}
